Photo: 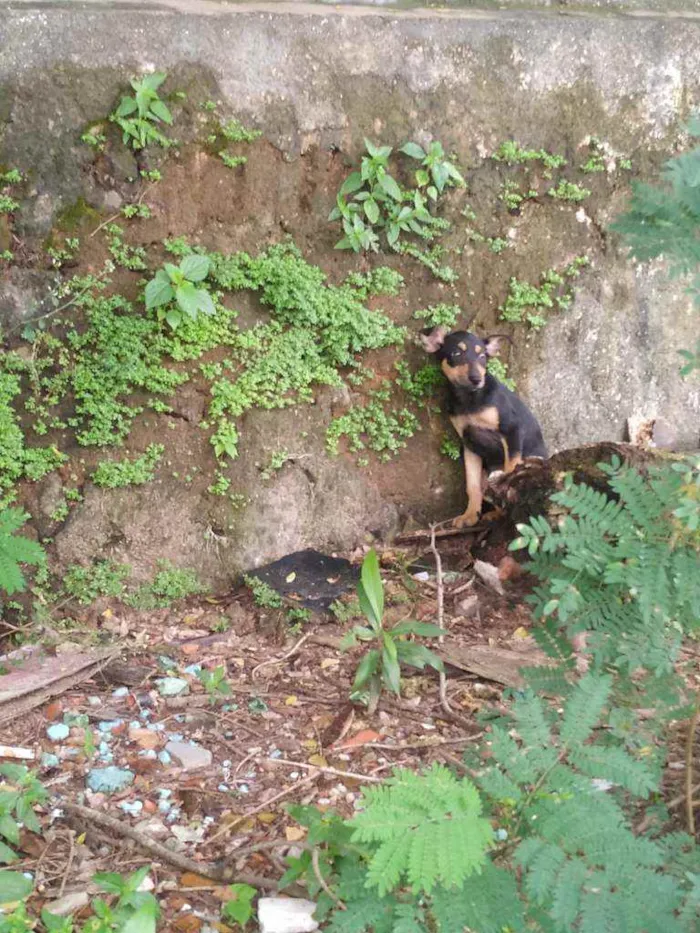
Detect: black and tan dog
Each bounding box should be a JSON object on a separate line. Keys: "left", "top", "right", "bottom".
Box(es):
{"left": 421, "top": 326, "right": 547, "bottom": 527}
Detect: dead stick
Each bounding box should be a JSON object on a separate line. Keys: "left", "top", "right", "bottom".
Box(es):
{"left": 395, "top": 524, "right": 486, "bottom": 545}
{"left": 251, "top": 633, "right": 311, "bottom": 680}
{"left": 61, "top": 802, "right": 274, "bottom": 888}
{"left": 429, "top": 524, "right": 451, "bottom": 717}
{"left": 685, "top": 690, "right": 700, "bottom": 835}
{"left": 269, "top": 758, "right": 384, "bottom": 784}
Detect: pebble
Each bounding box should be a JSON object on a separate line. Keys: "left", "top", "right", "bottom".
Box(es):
{"left": 129, "top": 727, "right": 161, "bottom": 750}
{"left": 112, "top": 687, "right": 129, "bottom": 698}
{"left": 47, "top": 723, "right": 70, "bottom": 742}
{"left": 456, "top": 595, "right": 480, "bottom": 619}
{"left": 87, "top": 696, "right": 102, "bottom": 707}
{"left": 119, "top": 799, "right": 144, "bottom": 815}
{"left": 165, "top": 741, "right": 213, "bottom": 772}
{"left": 473, "top": 559, "right": 505, "bottom": 596}
{"left": 40, "top": 753, "right": 60, "bottom": 770}
{"left": 86, "top": 766, "right": 135, "bottom": 794}
{"left": 97, "top": 720, "right": 123, "bottom": 734}
{"left": 158, "top": 750, "right": 172, "bottom": 766}
{"left": 156, "top": 676, "right": 189, "bottom": 697}
{"left": 43, "top": 891, "right": 89, "bottom": 917}
{"left": 183, "top": 663, "right": 201, "bottom": 675}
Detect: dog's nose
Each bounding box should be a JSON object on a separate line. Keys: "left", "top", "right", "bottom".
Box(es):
{"left": 469, "top": 373, "right": 482, "bottom": 386}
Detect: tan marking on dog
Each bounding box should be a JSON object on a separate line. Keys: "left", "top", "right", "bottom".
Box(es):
{"left": 453, "top": 448, "right": 484, "bottom": 527}
{"left": 475, "top": 345, "right": 482, "bottom": 353}
{"left": 468, "top": 405, "right": 500, "bottom": 430}
{"left": 458, "top": 341, "right": 467, "bottom": 350}
{"left": 504, "top": 451, "right": 523, "bottom": 474}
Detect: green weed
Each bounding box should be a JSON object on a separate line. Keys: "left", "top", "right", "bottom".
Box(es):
{"left": 125, "top": 560, "right": 206, "bottom": 609}
{"left": 244, "top": 575, "right": 283, "bottom": 609}
{"left": 92, "top": 443, "right": 164, "bottom": 488}
{"left": 547, "top": 179, "right": 591, "bottom": 202}
{"left": 63, "top": 560, "right": 130, "bottom": 605}
{"left": 110, "top": 72, "right": 173, "bottom": 151}
{"left": 500, "top": 256, "right": 589, "bottom": 329}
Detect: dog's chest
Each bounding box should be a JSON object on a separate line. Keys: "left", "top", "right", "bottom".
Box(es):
{"left": 450, "top": 405, "right": 500, "bottom": 437}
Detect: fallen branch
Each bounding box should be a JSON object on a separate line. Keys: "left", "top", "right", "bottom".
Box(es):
{"left": 268, "top": 757, "right": 384, "bottom": 784}
{"left": 429, "top": 525, "right": 452, "bottom": 718}
{"left": 395, "top": 523, "right": 486, "bottom": 545}
{"left": 61, "top": 801, "right": 275, "bottom": 888}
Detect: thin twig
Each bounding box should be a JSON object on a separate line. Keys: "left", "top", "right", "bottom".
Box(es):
{"left": 429, "top": 524, "right": 452, "bottom": 717}
{"left": 312, "top": 847, "right": 346, "bottom": 910}
{"left": 354, "top": 734, "right": 484, "bottom": 752}
{"left": 60, "top": 801, "right": 275, "bottom": 888}
{"left": 251, "top": 632, "right": 311, "bottom": 680}
{"left": 268, "top": 757, "right": 384, "bottom": 784}
{"left": 685, "top": 689, "right": 700, "bottom": 835}
{"left": 58, "top": 830, "right": 75, "bottom": 898}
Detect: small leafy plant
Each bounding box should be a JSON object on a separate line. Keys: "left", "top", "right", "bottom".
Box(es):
{"left": 0, "top": 765, "right": 47, "bottom": 865}
{"left": 342, "top": 549, "right": 443, "bottom": 709}
{"left": 110, "top": 72, "right": 173, "bottom": 151}
{"left": 400, "top": 139, "right": 465, "bottom": 200}
{"left": 92, "top": 443, "right": 164, "bottom": 488}
{"left": 0, "top": 509, "right": 45, "bottom": 596}
{"left": 330, "top": 138, "right": 458, "bottom": 252}
{"left": 243, "top": 574, "right": 283, "bottom": 609}
{"left": 198, "top": 664, "right": 232, "bottom": 702}
{"left": 145, "top": 254, "right": 216, "bottom": 329}
{"left": 221, "top": 883, "right": 257, "bottom": 927}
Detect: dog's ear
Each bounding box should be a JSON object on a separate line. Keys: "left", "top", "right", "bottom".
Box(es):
{"left": 419, "top": 326, "right": 447, "bottom": 354}
{"left": 484, "top": 334, "right": 511, "bottom": 357}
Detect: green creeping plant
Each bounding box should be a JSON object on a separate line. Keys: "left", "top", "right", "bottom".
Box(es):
{"left": 110, "top": 72, "right": 173, "bottom": 151}
{"left": 145, "top": 254, "right": 216, "bottom": 329}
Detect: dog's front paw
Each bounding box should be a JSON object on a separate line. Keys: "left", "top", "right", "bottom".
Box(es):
{"left": 454, "top": 510, "right": 480, "bottom": 528}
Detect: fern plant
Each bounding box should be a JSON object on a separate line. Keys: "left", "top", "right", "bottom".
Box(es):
{"left": 510, "top": 456, "right": 700, "bottom": 678}
{"left": 0, "top": 508, "right": 45, "bottom": 596}
{"left": 282, "top": 670, "right": 700, "bottom": 933}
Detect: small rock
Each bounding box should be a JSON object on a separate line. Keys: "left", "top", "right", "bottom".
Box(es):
{"left": 183, "top": 663, "right": 201, "bottom": 675}
{"left": 497, "top": 555, "right": 523, "bottom": 583}
{"left": 157, "top": 677, "right": 190, "bottom": 697}
{"left": 170, "top": 824, "right": 206, "bottom": 844}
{"left": 158, "top": 749, "right": 172, "bottom": 766}
{"left": 455, "top": 594, "right": 480, "bottom": 619}
{"left": 136, "top": 816, "right": 169, "bottom": 838}
{"left": 44, "top": 890, "right": 89, "bottom": 917}
{"left": 473, "top": 560, "right": 505, "bottom": 596}
{"left": 40, "top": 753, "right": 60, "bottom": 770}
{"left": 112, "top": 686, "right": 129, "bottom": 698}
{"left": 129, "top": 727, "right": 162, "bottom": 750}
{"left": 86, "top": 766, "right": 135, "bottom": 794}
{"left": 103, "top": 189, "right": 123, "bottom": 211}
{"left": 258, "top": 897, "right": 319, "bottom": 933}
{"left": 119, "top": 799, "right": 144, "bottom": 815}
{"left": 47, "top": 723, "right": 70, "bottom": 742}
{"left": 97, "top": 720, "right": 123, "bottom": 734}
{"left": 87, "top": 696, "right": 102, "bottom": 707}
{"left": 412, "top": 571, "right": 430, "bottom": 582}
{"left": 166, "top": 741, "right": 213, "bottom": 772}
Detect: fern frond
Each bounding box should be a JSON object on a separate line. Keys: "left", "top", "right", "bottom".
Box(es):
{"left": 351, "top": 764, "right": 492, "bottom": 895}
{"left": 568, "top": 745, "right": 656, "bottom": 798}
{"left": 560, "top": 673, "right": 612, "bottom": 746}
{"left": 430, "top": 863, "right": 525, "bottom": 933}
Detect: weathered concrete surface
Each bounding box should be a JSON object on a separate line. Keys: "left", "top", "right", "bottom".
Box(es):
{"left": 1, "top": 1, "right": 699, "bottom": 580}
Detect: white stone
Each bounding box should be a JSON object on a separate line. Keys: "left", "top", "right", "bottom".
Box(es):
{"left": 258, "top": 897, "right": 319, "bottom": 933}
{"left": 165, "top": 741, "right": 212, "bottom": 772}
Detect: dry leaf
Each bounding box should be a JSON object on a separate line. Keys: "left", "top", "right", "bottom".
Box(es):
{"left": 285, "top": 695, "right": 298, "bottom": 706}
{"left": 337, "top": 729, "right": 381, "bottom": 749}
{"left": 308, "top": 754, "right": 327, "bottom": 768}
{"left": 300, "top": 739, "right": 318, "bottom": 751}
{"left": 285, "top": 825, "right": 306, "bottom": 842}
{"left": 320, "top": 658, "right": 340, "bottom": 670}
{"left": 180, "top": 872, "right": 213, "bottom": 888}
{"left": 512, "top": 626, "right": 530, "bottom": 640}
{"left": 257, "top": 812, "right": 277, "bottom": 824}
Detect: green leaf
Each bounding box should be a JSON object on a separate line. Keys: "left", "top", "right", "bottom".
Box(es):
{"left": 340, "top": 172, "right": 365, "bottom": 196}
{"left": 179, "top": 254, "right": 210, "bottom": 283}
{"left": 0, "top": 841, "right": 17, "bottom": 865}
{"left": 176, "top": 281, "right": 204, "bottom": 318}
{"left": 222, "top": 883, "right": 257, "bottom": 925}
{"left": 195, "top": 288, "right": 216, "bottom": 316}
{"left": 415, "top": 169, "right": 430, "bottom": 187}
{"left": 359, "top": 548, "right": 384, "bottom": 626}
{"left": 390, "top": 620, "right": 444, "bottom": 637}
{"left": 165, "top": 308, "right": 182, "bottom": 329}
{"left": 120, "top": 902, "right": 158, "bottom": 933}
{"left": 141, "top": 72, "right": 167, "bottom": 92}
{"left": 400, "top": 142, "right": 426, "bottom": 160}
{"left": 0, "top": 870, "right": 32, "bottom": 903}
{"left": 115, "top": 96, "right": 138, "bottom": 118}
{"left": 353, "top": 649, "right": 381, "bottom": 691}
{"left": 144, "top": 272, "right": 173, "bottom": 309}
{"left": 364, "top": 198, "right": 380, "bottom": 225}
{"left": 381, "top": 645, "right": 402, "bottom": 695}
{"left": 396, "top": 642, "right": 444, "bottom": 672}
{"left": 378, "top": 173, "right": 403, "bottom": 202}
{"left": 149, "top": 99, "right": 172, "bottom": 125}
{"left": 560, "top": 672, "right": 612, "bottom": 746}
{"left": 94, "top": 871, "right": 127, "bottom": 894}
{"left": 0, "top": 815, "right": 19, "bottom": 847}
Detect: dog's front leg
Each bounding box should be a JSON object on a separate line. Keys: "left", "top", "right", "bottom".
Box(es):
{"left": 454, "top": 448, "right": 484, "bottom": 527}
{"left": 502, "top": 427, "right": 524, "bottom": 474}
